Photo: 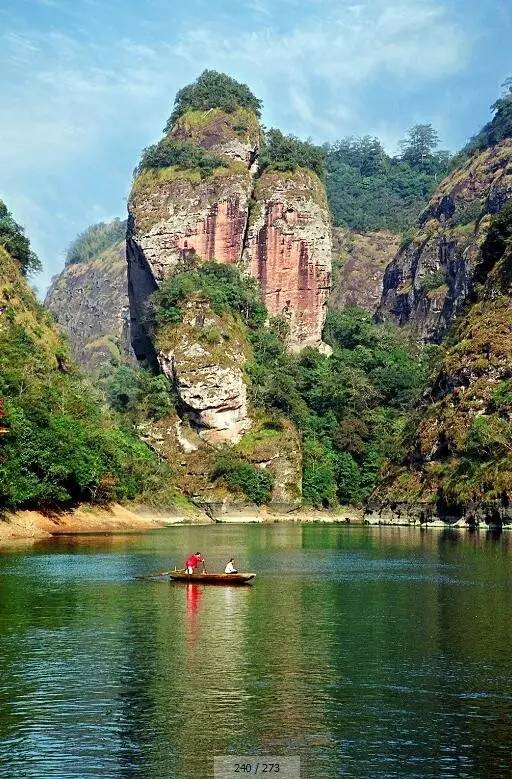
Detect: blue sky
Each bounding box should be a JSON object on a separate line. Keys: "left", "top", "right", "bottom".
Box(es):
{"left": 1, "top": 0, "right": 511, "bottom": 293}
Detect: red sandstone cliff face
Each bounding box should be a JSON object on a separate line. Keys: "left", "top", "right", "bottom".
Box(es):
{"left": 243, "top": 169, "right": 332, "bottom": 351}
{"left": 128, "top": 109, "right": 259, "bottom": 288}
{"left": 128, "top": 112, "right": 333, "bottom": 356}
{"left": 128, "top": 170, "right": 252, "bottom": 282}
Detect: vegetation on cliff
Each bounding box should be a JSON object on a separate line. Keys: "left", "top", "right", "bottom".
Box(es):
{"left": 66, "top": 219, "right": 126, "bottom": 266}
{"left": 0, "top": 200, "right": 40, "bottom": 275}
{"left": 148, "top": 261, "right": 431, "bottom": 508}
{"left": 259, "top": 129, "right": 326, "bottom": 180}
{"left": 136, "top": 138, "right": 227, "bottom": 179}
{"left": 374, "top": 203, "right": 512, "bottom": 515}
{"left": 461, "top": 78, "right": 512, "bottom": 157}
{"left": 152, "top": 262, "right": 266, "bottom": 328}
{"left": 325, "top": 126, "right": 451, "bottom": 232}
{"left": 0, "top": 208, "right": 174, "bottom": 510}
{"left": 164, "top": 70, "right": 262, "bottom": 131}
{"left": 248, "top": 307, "right": 434, "bottom": 507}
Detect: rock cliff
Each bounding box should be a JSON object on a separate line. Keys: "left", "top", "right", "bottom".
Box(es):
{"left": 369, "top": 201, "right": 512, "bottom": 526}
{"left": 124, "top": 76, "right": 334, "bottom": 507}
{"left": 127, "top": 111, "right": 332, "bottom": 358}
{"left": 46, "top": 238, "right": 134, "bottom": 373}
{"left": 329, "top": 228, "right": 399, "bottom": 314}
{"left": 378, "top": 139, "right": 512, "bottom": 342}
{"left": 156, "top": 298, "right": 251, "bottom": 444}
{"left": 243, "top": 169, "right": 332, "bottom": 350}
{"left": 127, "top": 108, "right": 259, "bottom": 362}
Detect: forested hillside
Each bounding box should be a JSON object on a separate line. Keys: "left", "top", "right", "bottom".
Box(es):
{"left": 0, "top": 203, "right": 174, "bottom": 510}
{"left": 325, "top": 125, "right": 451, "bottom": 232}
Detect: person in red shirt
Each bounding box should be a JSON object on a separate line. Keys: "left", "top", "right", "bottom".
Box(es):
{"left": 184, "top": 552, "right": 206, "bottom": 575}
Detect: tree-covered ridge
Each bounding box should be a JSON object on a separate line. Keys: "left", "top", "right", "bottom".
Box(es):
{"left": 66, "top": 218, "right": 126, "bottom": 266}
{"left": 164, "top": 70, "right": 262, "bottom": 132}
{"left": 462, "top": 78, "right": 512, "bottom": 157}
{"left": 325, "top": 126, "right": 451, "bottom": 232}
{"left": 0, "top": 200, "right": 40, "bottom": 275}
{"left": 149, "top": 261, "right": 433, "bottom": 508}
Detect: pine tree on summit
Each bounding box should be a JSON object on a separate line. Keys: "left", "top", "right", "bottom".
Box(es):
{"left": 399, "top": 124, "right": 440, "bottom": 169}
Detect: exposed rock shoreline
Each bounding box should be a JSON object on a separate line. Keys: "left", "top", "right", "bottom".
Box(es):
{"left": 2, "top": 501, "right": 510, "bottom": 548}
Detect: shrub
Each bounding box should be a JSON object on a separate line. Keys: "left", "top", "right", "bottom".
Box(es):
{"left": 165, "top": 70, "right": 262, "bottom": 131}
{"left": 104, "top": 365, "right": 174, "bottom": 420}
{"left": 152, "top": 261, "right": 267, "bottom": 328}
{"left": 136, "top": 138, "right": 225, "bottom": 178}
{"left": 211, "top": 451, "right": 273, "bottom": 504}
{"left": 419, "top": 270, "right": 447, "bottom": 293}
{"left": 302, "top": 438, "right": 338, "bottom": 508}
{"left": 260, "top": 129, "right": 326, "bottom": 180}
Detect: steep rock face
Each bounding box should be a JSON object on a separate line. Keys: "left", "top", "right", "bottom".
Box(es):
{"left": 156, "top": 299, "right": 250, "bottom": 444}
{"left": 378, "top": 140, "right": 512, "bottom": 342}
{"left": 46, "top": 240, "right": 134, "bottom": 372}
{"left": 243, "top": 169, "right": 332, "bottom": 350}
{"left": 127, "top": 108, "right": 259, "bottom": 362}
{"left": 369, "top": 206, "right": 512, "bottom": 525}
{"left": 329, "top": 228, "right": 399, "bottom": 314}
{"left": 128, "top": 166, "right": 253, "bottom": 279}
{"left": 170, "top": 107, "right": 259, "bottom": 168}
{"left": 128, "top": 109, "right": 258, "bottom": 281}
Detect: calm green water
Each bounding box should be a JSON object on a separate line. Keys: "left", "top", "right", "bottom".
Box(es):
{"left": 1, "top": 524, "right": 512, "bottom": 779}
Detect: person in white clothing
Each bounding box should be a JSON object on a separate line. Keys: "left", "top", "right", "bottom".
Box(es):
{"left": 224, "top": 558, "right": 238, "bottom": 574}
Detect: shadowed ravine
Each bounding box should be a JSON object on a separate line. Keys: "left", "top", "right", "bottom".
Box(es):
{"left": 1, "top": 524, "right": 512, "bottom": 779}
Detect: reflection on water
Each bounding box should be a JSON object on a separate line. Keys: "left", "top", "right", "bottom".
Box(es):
{"left": 0, "top": 524, "right": 512, "bottom": 778}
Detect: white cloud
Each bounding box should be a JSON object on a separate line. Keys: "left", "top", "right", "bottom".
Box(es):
{"left": 173, "top": 0, "right": 469, "bottom": 138}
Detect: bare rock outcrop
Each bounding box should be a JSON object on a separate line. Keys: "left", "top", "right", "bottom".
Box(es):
{"left": 156, "top": 299, "right": 250, "bottom": 444}
{"left": 378, "top": 139, "right": 512, "bottom": 342}
{"left": 243, "top": 169, "right": 332, "bottom": 351}
{"left": 329, "top": 228, "right": 399, "bottom": 314}
{"left": 45, "top": 240, "right": 134, "bottom": 372}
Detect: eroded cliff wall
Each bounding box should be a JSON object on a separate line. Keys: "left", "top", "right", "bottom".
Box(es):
{"left": 46, "top": 239, "right": 134, "bottom": 373}
{"left": 329, "top": 228, "right": 399, "bottom": 314}
{"left": 243, "top": 169, "right": 332, "bottom": 351}
{"left": 378, "top": 139, "right": 512, "bottom": 342}
{"left": 369, "top": 202, "right": 512, "bottom": 526}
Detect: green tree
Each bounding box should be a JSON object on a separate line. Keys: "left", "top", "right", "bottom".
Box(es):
{"left": 0, "top": 201, "right": 40, "bottom": 275}
{"left": 164, "top": 70, "right": 262, "bottom": 131}
{"left": 260, "top": 129, "right": 326, "bottom": 180}
{"left": 400, "top": 124, "right": 440, "bottom": 168}
{"left": 462, "top": 78, "right": 512, "bottom": 154}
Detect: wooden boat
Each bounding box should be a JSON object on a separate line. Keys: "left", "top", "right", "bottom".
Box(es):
{"left": 169, "top": 570, "right": 256, "bottom": 585}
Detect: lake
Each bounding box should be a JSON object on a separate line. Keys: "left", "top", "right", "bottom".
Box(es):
{"left": 1, "top": 523, "right": 512, "bottom": 779}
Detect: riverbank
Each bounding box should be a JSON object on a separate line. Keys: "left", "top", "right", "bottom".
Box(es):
{"left": 3, "top": 501, "right": 507, "bottom": 548}
{"left": 0, "top": 503, "right": 199, "bottom": 546}
{"left": 0, "top": 503, "right": 364, "bottom": 547}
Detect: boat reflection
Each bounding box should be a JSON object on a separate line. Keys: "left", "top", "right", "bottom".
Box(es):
{"left": 185, "top": 583, "right": 202, "bottom": 645}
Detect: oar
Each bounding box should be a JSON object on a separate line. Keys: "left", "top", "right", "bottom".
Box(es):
{"left": 135, "top": 568, "right": 184, "bottom": 580}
